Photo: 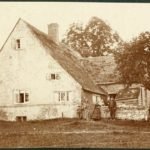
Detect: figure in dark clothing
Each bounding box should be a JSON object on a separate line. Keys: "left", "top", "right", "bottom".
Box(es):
{"left": 108, "top": 97, "right": 117, "bottom": 120}
{"left": 92, "top": 103, "right": 101, "bottom": 121}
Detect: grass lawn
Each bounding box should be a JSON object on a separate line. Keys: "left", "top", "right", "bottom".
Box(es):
{"left": 0, "top": 118, "right": 150, "bottom": 148}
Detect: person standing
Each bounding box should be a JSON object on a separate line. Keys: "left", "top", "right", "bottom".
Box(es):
{"left": 80, "top": 97, "right": 90, "bottom": 120}
{"left": 77, "top": 105, "right": 82, "bottom": 119}
{"left": 85, "top": 102, "right": 90, "bottom": 121}
{"left": 91, "top": 103, "right": 101, "bottom": 121}
{"left": 108, "top": 97, "right": 117, "bottom": 120}
{"left": 84, "top": 99, "right": 90, "bottom": 121}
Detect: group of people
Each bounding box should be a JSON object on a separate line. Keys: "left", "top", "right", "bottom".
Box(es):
{"left": 77, "top": 96, "right": 117, "bottom": 121}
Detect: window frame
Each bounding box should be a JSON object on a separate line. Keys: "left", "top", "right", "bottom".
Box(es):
{"left": 16, "top": 39, "right": 21, "bottom": 49}
{"left": 54, "top": 91, "right": 71, "bottom": 102}
{"left": 51, "top": 73, "right": 56, "bottom": 80}
{"left": 46, "top": 73, "right": 60, "bottom": 80}
{"left": 16, "top": 116, "right": 27, "bottom": 122}
{"left": 12, "top": 37, "right": 25, "bottom": 50}
{"left": 14, "top": 89, "right": 30, "bottom": 104}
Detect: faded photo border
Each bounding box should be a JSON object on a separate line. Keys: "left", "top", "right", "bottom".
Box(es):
{"left": 0, "top": 0, "right": 150, "bottom": 150}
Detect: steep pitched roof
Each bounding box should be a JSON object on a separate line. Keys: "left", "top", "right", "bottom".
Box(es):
{"left": 20, "top": 19, "right": 107, "bottom": 95}
{"left": 80, "top": 56, "right": 121, "bottom": 85}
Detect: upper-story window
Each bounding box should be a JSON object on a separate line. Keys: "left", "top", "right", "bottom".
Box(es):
{"left": 11, "top": 38, "right": 25, "bottom": 50}
{"left": 51, "top": 74, "right": 56, "bottom": 80}
{"left": 46, "top": 73, "right": 60, "bottom": 80}
{"left": 51, "top": 73, "right": 60, "bottom": 80}
{"left": 16, "top": 39, "right": 21, "bottom": 49}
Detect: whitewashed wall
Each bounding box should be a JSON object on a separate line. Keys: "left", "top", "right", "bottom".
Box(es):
{"left": 0, "top": 104, "right": 78, "bottom": 121}
{"left": 0, "top": 19, "right": 82, "bottom": 121}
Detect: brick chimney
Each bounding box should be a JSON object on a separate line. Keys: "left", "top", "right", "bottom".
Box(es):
{"left": 48, "top": 23, "right": 59, "bottom": 44}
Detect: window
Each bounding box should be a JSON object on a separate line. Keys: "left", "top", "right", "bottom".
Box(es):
{"left": 54, "top": 91, "right": 71, "bottom": 101}
{"left": 14, "top": 90, "right": 29, "bottom": 103}
{"left": 51, "top": 74, "right": 56, "bottom": 80}
{"left": 11, "top": 37, "right": 25, "bottom": 50}
{"left": 16, "top": 116, "right": 22, "bottom": 122}
{"left": 16, "top": 116, "right": 27, "bottom": 122}
{"left": 16, "top": 39, "right": 21, "bottom": 49}
{"left": 25, "top": 93, "right": 29, "bottom": 101}
{"left": 66, "top": 91, "right": 70, "bottom": 101}
{"left": 93, "top": 95, "right": 104, "bottom": 105}
{"left": 46, "top": 73, "right": 60, "bottom": 80}
{"left": 60, "top": 92, "right": 65, "bottom": 101}
{"left": 19, "top": 93, "right": 24, "bottom": 103}
{"left": 11, "top": 38, "right": 24, "bottom": 50}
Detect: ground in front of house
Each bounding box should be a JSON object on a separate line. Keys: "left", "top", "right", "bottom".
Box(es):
{"left": 0, "top": 118, "right": 150, "bottom": 148}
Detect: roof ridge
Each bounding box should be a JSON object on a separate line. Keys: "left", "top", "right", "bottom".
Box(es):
{"left": 22, "top": 19, "right": 57, "bottom": 45}
{"left": 61, "top": 48, "right": 108, "bottom": 94}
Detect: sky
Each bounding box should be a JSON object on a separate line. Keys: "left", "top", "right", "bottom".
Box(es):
{"left": 0, "top": 2, "right": 150, "bottom": 48}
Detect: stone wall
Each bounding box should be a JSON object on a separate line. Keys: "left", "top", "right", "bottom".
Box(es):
{"left": 100, "top": 105, "right": 149, "bottom": 121}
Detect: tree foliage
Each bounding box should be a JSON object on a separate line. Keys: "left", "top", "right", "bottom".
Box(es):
{"left": 115, "top": 31, "right": 150, "bottom": 90}
{"left": 62, "top": 16, "right": 123, "bottom": 57}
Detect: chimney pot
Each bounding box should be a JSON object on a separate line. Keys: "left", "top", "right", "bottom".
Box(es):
{"left": 48, "top": 23, "right": 59, "bottom": 44}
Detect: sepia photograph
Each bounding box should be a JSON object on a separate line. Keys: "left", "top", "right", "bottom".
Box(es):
{"left": 0, "top": 1, "right": 150, "bottom": 148}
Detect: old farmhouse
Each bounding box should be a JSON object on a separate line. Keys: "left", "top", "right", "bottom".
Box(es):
{"left": 0, "top": 18, "right": 107, "bottom": 121}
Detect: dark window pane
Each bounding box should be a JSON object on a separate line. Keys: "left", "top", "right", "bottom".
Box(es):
{"left": 61, "top": 92, "right": 65, "bottom": 101}
{"left": 58, "top": 92, "right": 61, "bottom": 101}
{"left": 16, "top": 39, "right": 20, "bottom": 49}
{"left": 51, "top": 74, "right": 55, "bottom": 79}
{"left": 67, "top": 92, "right": 70, "bottom": 101}
{"left": 16, "top": 116, "right": 22, "bottom": 122}
{"left": 19, "top": 93, "right": 24, "bottom": 103}
{"left": 23, "top": 116, "right": 27, "bottom": 121}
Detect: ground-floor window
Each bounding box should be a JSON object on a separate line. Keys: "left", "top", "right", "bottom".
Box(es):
{"left": 54, "top": 91, "right": 71, "bottom": 101}
{"left": 14, "top": 90, "right": 29, "bottom": 103}
{"left": 16, "top": 116, "right": 27, "bottom": 122}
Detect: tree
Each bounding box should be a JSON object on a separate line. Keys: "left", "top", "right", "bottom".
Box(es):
{"left": 62, "top": 16, "right": 123, "bottom": 57}
{"left": 115, "top": 31, "right": 150, "bottom": 90}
